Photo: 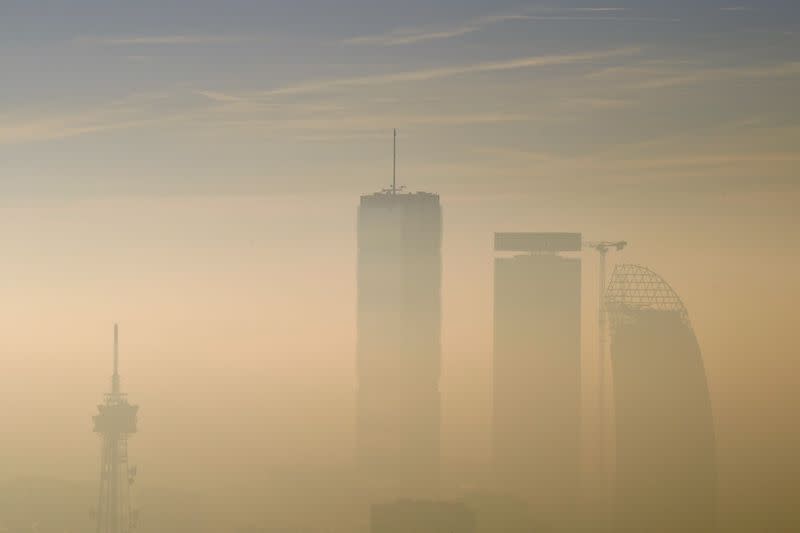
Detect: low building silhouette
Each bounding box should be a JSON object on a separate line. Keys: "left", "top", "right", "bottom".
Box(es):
{"left": 371, "top": 500, "right": 475, "bottom": 533}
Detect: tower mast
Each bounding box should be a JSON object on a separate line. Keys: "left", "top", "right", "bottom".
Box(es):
{"left": 112, "top": 323, "right": 120, "bottom": 395}
{"left": 583, "top": 240, "right": 627, "bottom": 520}
{"left": 392, "top": 128, "right": 397, "bottom": 195}
{"left": 94, "top": 324, "right": 139, "bottom": 533}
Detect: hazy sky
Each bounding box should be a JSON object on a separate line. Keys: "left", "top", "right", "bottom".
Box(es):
{"left": 1, "top": 1, "right": 798, "bottom": 524}
{"left": 1, "top": 0, "right": 798, "bottom": 205}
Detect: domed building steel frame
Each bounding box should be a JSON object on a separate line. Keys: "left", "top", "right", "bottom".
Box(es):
{"left": 605, "top": 264, "right": 689, "bottom": 326}
{"left": 605, "top": 264, "right": 716, "bottom": 533}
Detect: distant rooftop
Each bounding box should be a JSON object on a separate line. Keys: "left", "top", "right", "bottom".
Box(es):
{"left": 495, "top": 232, "right": 582, "bottom": 253}
{"left": 360, "top": 189, "right": 439, "bottom": 207}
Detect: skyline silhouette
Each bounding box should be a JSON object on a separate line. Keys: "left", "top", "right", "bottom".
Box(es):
{"left": 1, "top": 1, "right": 798, "bottom": 532}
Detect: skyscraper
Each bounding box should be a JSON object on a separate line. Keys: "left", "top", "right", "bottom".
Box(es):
{"left": 357, "top": 189, "right": 442, "bottom": 498}
{"left": 606, "top": 264, "right": 716, "bottom": 533}
{"left": 492, "top": 232, "right": 582, "bottom": 521}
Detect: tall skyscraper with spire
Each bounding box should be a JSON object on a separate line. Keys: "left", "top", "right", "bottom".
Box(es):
{"left": 94, "top": 324, "right": 139, "bottom": 533}
{"left": 356, "top": 131, "right": 442, "bottom": 498}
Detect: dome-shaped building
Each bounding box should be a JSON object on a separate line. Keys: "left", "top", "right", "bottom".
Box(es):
{"left": 605, "top": 265, "right": 716, "bottom": 532}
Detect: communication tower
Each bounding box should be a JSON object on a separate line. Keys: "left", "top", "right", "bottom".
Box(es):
{"left": 94, "top": 324, "right": 139, "bottom": 533}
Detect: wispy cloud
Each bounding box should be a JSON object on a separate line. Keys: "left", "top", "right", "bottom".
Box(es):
{"left": 79, "top": 34, "right": 258, "bottom": 46}
{"left": 586, "top": 58, "right": 800, "bottom": 90}
{"left": 195, "top": 90, "right": 248, "bottom": 103}
{"left": 630, "top": 61, "right": 800, "bottom": 89}
{"left": 220, "top": 112, "right": 535, "bottom": 132}
{"left": 517, "top": 5, "right": 675, "bottom": 23}
{"left": 0, "top": 94, "right": 183, "bottom": 145}
{"left": 563, "top": 7, "right": 626, "bottom": 11}
{"left": 0, "top": 113, "right": 153, "bottom": 144}
{"left": 524, "top": 14, "right": 677, "bottom": 22}
{"left": 344, "top": 8, "right": 670, "bottom": 46}
{"left": 263, "top": 47, "right": 640, "bottom": 97}
{"left": 0, "top": 88, "right": 535, "bottom": 146}
{"left": 464, "top": 137, "right": 800, "bottom": 200}
{"left": 343, "top": 14, "right": 529, "bottom": 46}
{"left": 562, "top": 97, "right": 634, "bottom": 109}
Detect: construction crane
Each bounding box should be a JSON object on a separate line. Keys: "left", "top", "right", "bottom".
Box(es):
{"left": 584, "top": 240, "right": 627, "bottom": 496}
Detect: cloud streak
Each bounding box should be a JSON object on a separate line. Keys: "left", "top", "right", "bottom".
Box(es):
{"left": 343, "top": 14, "right": 530, "bottom": 46}
{"left": 0, "top": 113, "right": 155, "bottom": 144}
{"left": 0, "top": 94, "right": 185, "bottom": 145}
{"left": 343, "top": 7, "right": 672, "bottom": 46}
{"left": 263, "top": 47, "right": 640, "bottom": 97}
{"left": 630, "top": 61, "right": 800, "bottom": 89}
{"left": 586, "top": 58, "right": 800, "bottom": 90}
{"left": 81, "top": 34, "right": 258, "bottom": 46}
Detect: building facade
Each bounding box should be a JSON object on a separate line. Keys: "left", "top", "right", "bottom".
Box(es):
{"left": 492, "top": 232, "right": 582, "bottom": 520}
{"left": 606, "top": 264, "right": 716, "bottom": 532}
{"left": 371, "top": 500, "right": 475, "bottom": 533}
{"left": 357, "top": 190, "right": 442, "bottom": 498}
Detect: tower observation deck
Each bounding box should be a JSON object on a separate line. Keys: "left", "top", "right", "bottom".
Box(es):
{"left": 94, "top": 324, "right": 139, "bottom": 533}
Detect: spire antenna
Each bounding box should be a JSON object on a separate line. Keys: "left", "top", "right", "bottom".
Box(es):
{"left": 392, "top": 128, "right": 397, "bottom": 195}
{"left": 112, "top": 323, "right": 120, "bottom": 395}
